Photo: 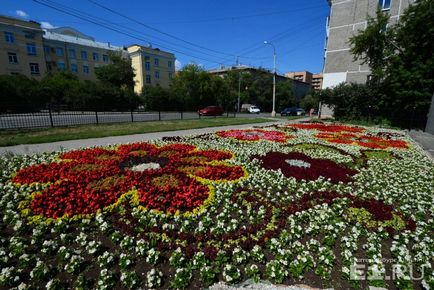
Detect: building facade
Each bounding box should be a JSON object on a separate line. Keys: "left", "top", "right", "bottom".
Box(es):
{"left": 312, "top": 73, "right": 323, "bottom": 91}
{"left": 43, "top": 27, "right": 125, "bottom": 81}
{"left": 0, "top": 15, "right": 47, "bottom": 79}
{"left": 285, "top": 71, "right": 323, "bottom": 91}
{"left": 127, "top": 45, "right": 176, "bottom": 94}
{"left": 323, "top": 0, "right": 414, "bottom": 89}
{"left": 0, "top": 15, "right": 176, "bottom": 91}
{"left": 210, "top": 66, "right": 312, "bottom": 100}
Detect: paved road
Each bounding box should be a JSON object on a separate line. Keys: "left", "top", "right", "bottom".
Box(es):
{"left": 409, "top": 130, "right": 434, "bottom": 160}
{"left": 0, "top": 111, "right": 272, "bottom": 129}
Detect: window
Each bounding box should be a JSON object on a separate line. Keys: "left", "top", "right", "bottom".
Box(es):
{"left": 102, "top": 54, "right": 109, "bottom": 63}
{"left": 56, "top": 47, "right": 64, "bottom": 57}
{"left": 144, "top": 55, "right": 150, "bottom": 60}
{"left": 83, "top": 65, "right": 89, "bottom": 74}
{"left": 155, "top": 71, "right": 160, "bottom": 79}
{"left": 145, "top": 61, "right": 150, "bottom": 71}
{"left": 154, "top": 58, "right": 159, "bottom": 66}
{"left": 24, "top": 31, "right": 35, "bottom": 39}
{"left": 93, "top": 52, "right": 99, "bottom": 61}
{"left": 71, "top": 63, "right": 78, "bottom": 73}
{"left": 4, "top": 32, "right": 15, "bottom": 43}
{"left": 27, "top": 43, "right": 37, "bottom": 56}
{"left": 169, "top": 72, "right": 173, "bottom": 79}
{"left": 44, "top": 45, "right": 50, "bottom": 55}
{"left": 81, "top": 50, "right": 87, "bottom": 60}
{"left": 69, "top": 48, "right": 76, "bottom": 59}
{"left": 46, "top": 62, "right": 52, "bottom": 72}
{"left": 57, "top": 61, "right": 65, "bottom": 71}
{"left": 29, "top": 63, "right": 40, "bottom": 75}
{"left": 379, "top": 0, "right": 391, "bottom": 10}
{"left": 168, "top": 60, "right": 172, "bottom": 68}
{"left": 8, "top": 52, "right": 18, "bottom": 64}
{"left": 146, "top": 75, "right": 151, "bottom": 84}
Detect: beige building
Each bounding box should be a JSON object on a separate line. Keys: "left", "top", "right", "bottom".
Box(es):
{"left": 285, "top": 71, "right": 323, "bottom": 91}
{"left": 127, "top": 44, "right": 176, "bottom": 94}
{"left": 1, "top": 15, "right": 176, "bottom": 91}
{"left": 43, "top": 27, "right": 125, "bottom": 81}
{"left": 0, "top": 15, "right": 47, "bottom": 79}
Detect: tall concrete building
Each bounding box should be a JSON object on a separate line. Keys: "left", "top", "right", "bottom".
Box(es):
{"left": 127, "top": 45, "right": 176, "bottom": 94}
{"left": 323, "top": 0, "right": 414, "bottom": 89}
{"left": 0, "top": 15, "right": 47, "bottom": 79}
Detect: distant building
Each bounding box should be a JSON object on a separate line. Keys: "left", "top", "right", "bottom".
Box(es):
{"left": 127, "top": 44, "right": 176, "bottom": 94}
{"left": 209, "top": 65, "right": 311, "bottom": 99}
{"left": 0, "top": 15, "right": 47, "bottom": 79}
{"left": 312, "top": 73, "right": 323, "bottom": 91}
{"left": 43, "top": 27, "right": 126, "bottom": 81}
{"left": 0, "top": 15, "right": 176, "bottom": 91}
{"left": 323, "top": 0, "right": 414, "bottom": 88}
{"left": 285, "top": 71, "right": 323, "bottom": 91}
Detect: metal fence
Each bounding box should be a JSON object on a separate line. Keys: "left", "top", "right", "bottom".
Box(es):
{"left": 0, "top": 109, "right": 237, "bottom": 130}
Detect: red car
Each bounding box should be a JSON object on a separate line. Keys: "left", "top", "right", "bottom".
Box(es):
{"left": 198, "top": 106, "right": 224, "bottom": 116}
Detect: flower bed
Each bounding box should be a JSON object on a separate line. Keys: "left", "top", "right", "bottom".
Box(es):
{"left": 0, "top": 122, "right": 433, "bottom": 289}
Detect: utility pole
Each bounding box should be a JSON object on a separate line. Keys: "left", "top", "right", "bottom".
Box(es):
{"left": 237, "top": 56, "right": 241, "bottom": 113}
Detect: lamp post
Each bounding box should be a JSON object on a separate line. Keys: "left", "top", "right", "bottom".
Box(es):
{"left": 264, "top": 41, "right": 276, "bottom": 117}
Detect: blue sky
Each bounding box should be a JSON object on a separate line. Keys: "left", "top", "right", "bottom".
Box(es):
{"left": 1, "top": 0, "right": 330, "bottom": 74}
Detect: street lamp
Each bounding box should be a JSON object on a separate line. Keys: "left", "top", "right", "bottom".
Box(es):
{"left": 264, "top": 41, "right": 276, "bottom": 117}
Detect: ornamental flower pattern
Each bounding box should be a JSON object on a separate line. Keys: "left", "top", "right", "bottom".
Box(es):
{"left": 289, "top": 123, "right": 365, "bottom": 133}
{"left": 13, "top": 143, "right": 246, "bottom": 218}
{"left": 316, "top": 132, "right": 408, "bottom": 149}
{"left": 216, "top": 129, "right": 292, "bottom": 142}
{"left": 253, "top": 151, "right": 358, "bottom": 183}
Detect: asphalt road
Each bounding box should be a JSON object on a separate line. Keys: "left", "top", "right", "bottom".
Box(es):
{"left": 0, "top": 111, "right": 270, "bottom": 130}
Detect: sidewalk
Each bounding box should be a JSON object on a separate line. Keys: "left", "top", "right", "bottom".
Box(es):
{"left": 409, "top": 130, "right": 434, "bottom": 160}
{"left": 0, "top": 118, "right": 308, "bottom": 156}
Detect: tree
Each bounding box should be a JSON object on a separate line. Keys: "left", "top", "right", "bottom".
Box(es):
{"left": 350, "top": 0, "right": 434, "bottom": 113}
{"left": 95, "top": 53, "right": 135, "bottom": 91}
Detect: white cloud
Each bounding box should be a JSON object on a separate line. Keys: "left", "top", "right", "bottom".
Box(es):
{"left": 175, "top": 59, "right": 182, "bottom": 71}
{"left": 40, "top": 21, "right": 56, "bottom": 29}
{"left": 16, "top": 10, "right": 29, "bottom": 18}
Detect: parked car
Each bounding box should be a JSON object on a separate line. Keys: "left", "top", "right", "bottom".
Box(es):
{"left": 198, "top": 106, "right": 224, "bottom": 116}
{"left": 280, "top": 107, "right": 306, "bottom": 116}
{"left": 248, "top": 105, "right": 261, "bottom": 114}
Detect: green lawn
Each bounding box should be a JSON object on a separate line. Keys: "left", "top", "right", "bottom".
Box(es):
{"left": 0, "top": 117, "right": 290, "bottom": 146}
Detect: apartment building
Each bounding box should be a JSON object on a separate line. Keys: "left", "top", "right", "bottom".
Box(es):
{"left": 1, "top": 15, "right": 176, "bottom": 90}
{"left": 127, "top": 44, "right": 176, "bottom": 94}
{"left": 0, "top": 15, "right": 47, "bottom": 79}
{"left": 43, "top": 27, "right": 125, "bottom": 81}
{"left": 285, "top": 71, "right": 323, "bottom": 91}
{"left": 312, "top": 73, "right": 323, "bottom": 91}
{"left": 323, "top": 0, "right": 414, "bottom": 89}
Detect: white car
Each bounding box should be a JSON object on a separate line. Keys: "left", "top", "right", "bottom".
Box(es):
{"left": 248, "top": 106, "right": 260, "bottom": 114}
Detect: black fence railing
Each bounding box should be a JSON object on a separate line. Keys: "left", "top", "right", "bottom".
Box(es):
{"left": 0, "top": 108, "right": 238, "bottom": 130}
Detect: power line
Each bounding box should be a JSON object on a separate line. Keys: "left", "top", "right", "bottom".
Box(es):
{"left": 32, "top": 0, "right": 232, "bottom": 65}
{"left": 87, "top": 0, "right": 236, "bottom": 58}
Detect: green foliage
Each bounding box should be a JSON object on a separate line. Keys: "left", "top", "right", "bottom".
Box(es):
{"left": 320, "top": 83, "right": 377, "bottom": 120}
{"left": 0, "top": 74, "right": 44, "bottom": 112}
{"left": 95, "top": 53, "right": 135, "bottom": 91}
{"left": 347, "top": 0, "right": 434, "bottom": 125}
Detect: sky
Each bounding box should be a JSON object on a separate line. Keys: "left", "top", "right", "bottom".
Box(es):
{"left": 1, "top": 0, "right": 331, "bottom": 74}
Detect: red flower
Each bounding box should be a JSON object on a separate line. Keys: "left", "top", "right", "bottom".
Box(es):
{"left": 316, "top": 132, "right": 408, "bottom": 149}
{"left": 290, "top": 123, "right": 365, "bottom": 133}
{"left": 216, "top": 129, "right": 293, "bottom": 142}
{"left": 13, "top": 143, "right": 245, "bottom": 218}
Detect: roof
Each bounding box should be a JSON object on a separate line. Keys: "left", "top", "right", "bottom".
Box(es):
{"left": 43, "top": 29, "right": 122, "bottom": 51}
